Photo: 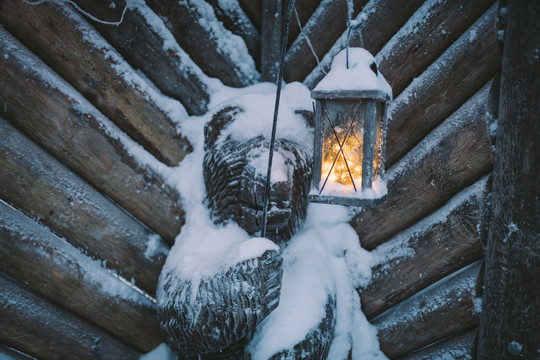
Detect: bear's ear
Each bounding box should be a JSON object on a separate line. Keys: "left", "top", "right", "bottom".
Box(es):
{"left": 370, "top": 62, "right": 378, "bottom": 76}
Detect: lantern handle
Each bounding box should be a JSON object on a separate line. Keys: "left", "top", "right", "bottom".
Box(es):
{"left": 346, "top": 22, "right": 364, "bottom": 69}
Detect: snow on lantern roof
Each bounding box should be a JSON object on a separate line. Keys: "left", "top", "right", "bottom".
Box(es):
{"left": 313, "top": 48, "right": 392, "bottom": 100}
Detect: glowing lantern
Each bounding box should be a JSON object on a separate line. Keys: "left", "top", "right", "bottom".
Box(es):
{"left": 309, "top": 48, "right": 392, "bottom": 206}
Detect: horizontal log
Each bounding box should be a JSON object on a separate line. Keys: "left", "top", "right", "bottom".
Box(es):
{"left": 303, "top": 0, "right": 425, "bottom": 87}
{"left": 0, "top": 273, "right": 141, "bottom": 359}
{"left": 376, "top": 0, "right": 496, "bottom": 97}
{"left": 205, "top": 0, "right": 261, "bottom": 65}
{"left": 72, "top": 0, "right": 212, "bottom": 116}
{"left": 0, "top": 200, "right": 163, "bottom": 352}
{"left": 0, "top": 344, "right": 34, "bottom": 360}
{"left": 0, "top": 0, "right": 192, "bottom": 166}
{"left": 372, "top": 261, "right": 482, "bottom": 358}
{"left": 0, "top": 28, "right": 184, "bottom": 243}
{"left": 386, "top": 4, "right": 499, "bottom": 165}
{"left": 146, "top": 0, "right": 260, "bottom": 87}
{"left": 398, "top": 328, "right": 477, "bottom": 360}
{"left": 362, "top": 177, "right": 488, "bottom": 319}
{"left": 0, "top": 118, "right": 168, "bottom": 294}
{"left": 352, "top": 84, "right": 493, "bottom": 250}
{"left": 284, "top": 0, "right": 370, "bottom": 83}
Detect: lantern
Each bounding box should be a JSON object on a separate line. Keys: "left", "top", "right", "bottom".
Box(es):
{"left": 309, "top": 48, "right": 392, "bottom": 206}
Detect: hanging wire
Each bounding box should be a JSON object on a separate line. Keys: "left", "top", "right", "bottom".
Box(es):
{"left": 345, "top": 0, "right": 364, "bottom": 69}
{"left": 21, "top": 0, "right": 132, "bottom": 26}
{"left": 294, "top": 6, "right": 327, "bottom": 75}
{"left": 261, "top": 0, "right": 297, "bottom": 238}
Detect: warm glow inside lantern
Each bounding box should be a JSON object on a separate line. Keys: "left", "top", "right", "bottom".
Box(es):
{"left": 309, "top": 48, "right": 392, "bottom": 206}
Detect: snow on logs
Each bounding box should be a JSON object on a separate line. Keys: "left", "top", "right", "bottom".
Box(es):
{"left": 69, "top": 0, "right": 212, "bottom": 116}
{"left": 203, "top": 106, "right": 312, "bottom": 242}
{"left": 0, "top": 273, "right": 142, "bottom": 359}
{"left": 372, "top": 261, "right": 482, "bottom": 359}
{"left": 301, "top": 0, "right": 425, "bottom": 86}
{"left": 0, "top": 201, "right": 163, "bottom": 352}
{"left": 399, "top": 329, "right": 477, "bottom": 360}
{"left": 0, "top": 28, "right": 184, "bottom": 243}
{"left": 0, "top": 118, "right": 168, "bottom": 295}
{"left": 385, "top": 4, "right": 499, "bottom": 166}
{"left": 376, "top": 0, "right": 496, "bottom": 97}
{"left": 352, "top": 84, "right": 493, "bottom": 251}
{"left": 145, "top": 0, "right": 260, "bottom": 87}
{"left": 0, "top": 344, "right": 34, "bottom": 360}
{"left": 362, "top": 177, "right": 488, "bottom": 319}
{"left": 0, "top": 0, "right": 192, "bottom": 166}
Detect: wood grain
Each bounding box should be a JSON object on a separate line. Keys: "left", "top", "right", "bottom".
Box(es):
{"left": 386, "top": 4, "right": 499, "bottom": 166}
{"left": 398, "top": 328, "right": 477, "bottom": 360}
{"left": 145, "top": 0, "right": 259, "bottom": 87}
{"left": 361, "top": 177, "right": 488, "bottom": 319}
{"left": 71, "top": 0, "right": 212, "bottom": 116}
{"left": 372, "top": 262, "right": 482, "bottom": 359}
{"left": 377, "top": 0, "right": 496, "bottom": 97}
{"left": 352, "top": 84, "right": 493, "bottom": 250}
{"left": 0, "top": 0, "right": 192, "bottom": 166}
{"left": 0, "top": 273, "right": 142, "bottom": 359}
{"left": 0, "top": 118, "right": 168, "bottom": 294}
{"left": 0, "top": 28, "right": 184, "bottom": 243}
{"left": 0, "top": 201, "right": 163, "bottom": 352}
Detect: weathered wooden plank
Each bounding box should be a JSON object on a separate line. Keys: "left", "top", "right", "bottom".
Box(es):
{"left": 376, "top": 0, "right": 496, "bottom": 97}
{"left": 398, "top": 329, "right": 477, "bottom": 360}
{"left": 0, "top": 344, "right": 35, "bottom": 360}
{"left": 0, "top": 28, "right": 183, "bottom": 243}
{"left": 146, "top": 0, "right": 259, "bottom": 87}
{"left": 0, "top": 273, "right": 141, "bottom": 360}
{"left": 286, "top": 0, "right": 321, "bottom": 48}
{"left": 261, "top": 0, "right": 282, "bottom": 82}
{"left": 0, "top": 0, "right": 191, "bottom": 166}
{"left": 0, "top": 118, "right": 168, "bottom": 294}
{"left": 362, "top": 177, "right": 488, "bottom": 319}
{"left": 206, "top": 0, "right": 261, "bottom": 65}
{"left": 238, "top": 0, "right": 262, "bottom": 31}
{"left": 352, "top": 84, "right": 493, "bottom": 250}
{"left": 478, "top": 1, "right": 540, "bottom": 358}
{"left": 385, "top": 4, "right": 499, "bottom": 166}
{"left": 71, "top": 0, "right": 212, "bottom": 116}
{"left": 0, "top": 200, "right": 163, "bottom": 352}
{"left": 285, "top": 0, "right": 368, "bottom": 83}
{"left": 302, "top": 0, "right": 425, "bottom": 87}
{"left": 372, "top": 261, "right": 482, "bottom": 359}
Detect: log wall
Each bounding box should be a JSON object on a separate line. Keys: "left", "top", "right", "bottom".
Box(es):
{"left": 0, "top": 0, "right": 499, "bottom": 358}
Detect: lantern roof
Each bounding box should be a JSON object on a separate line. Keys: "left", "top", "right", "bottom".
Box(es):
{"left": 313, "top": 48, "right": 392, "bottom": 100}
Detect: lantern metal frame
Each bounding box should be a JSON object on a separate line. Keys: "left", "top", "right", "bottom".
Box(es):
{"left": 309, "top": 89, "right": 391, "bottom": 206}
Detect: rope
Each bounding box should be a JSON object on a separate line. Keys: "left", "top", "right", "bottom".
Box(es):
{"left": 261, "top": 0, "right": 296, "bottom": 238}
{"left": 21, "top": 0, "right": 131, "bottom": 26}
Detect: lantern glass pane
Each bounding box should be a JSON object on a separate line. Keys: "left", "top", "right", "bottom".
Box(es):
{"left": 319, "top": 99, "right": 365, "bottom": 194}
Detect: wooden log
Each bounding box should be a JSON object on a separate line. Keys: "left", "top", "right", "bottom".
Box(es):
{"left": 145, "top": 0, "right": 259, "bottom": 87}
{"left": 261, "top": 0, "right": 282, "bottom": 82}
{"left": 0, "top": 28, "right": 184, "bottom": 243}
{"left": 0, "top": 273, "right": 141, "bottom": 360}
{"left": 203, "top": 106, "right": 312, "bottom": 242}
{"left": 0, "top": 344, "right": 35, "bottom": 360}
{"left": 205, "top": 0, "right": 261, "bottom": 66}
{"left": 477, "top": 1, "right": 540, "bottom": 358}
{"left": 238, "top": 0, "right": 262, "bottom": 31}
{"left": 71, "top": 0, "right": 212, "bottom": 116}
{"left": 0, "top": 0, "right": 192, "bottom": 166}
{"left": 372, "top": 261, "right": 482, "bottom": 359}
{"left": 285, "top": 0, "right": 321, "bottom": 48}
{"left": 0, "top": 200, "right": 163, "bottom": 352}
{"left": 376, "top": 0, "right": 496, "bottom": 97}
{"left": 362, "top": 177, "right": 488, "bottom": 319}
{"left": 398, "top": 328, "right": 477, "bottom": 360}
{"left": 302, "top": 0, "right": 425, "bottom": 87}
{"left": 385, "top": 4, "right": 499, "bottom": 166}
{"left": 352, "top": 84, "right": 493, "bottom": 250}
{"left": 285, "top": 0, "right": 369, "bottom": 83}
{"left": 0, "top": 118, "right": 168, "bottom": 294}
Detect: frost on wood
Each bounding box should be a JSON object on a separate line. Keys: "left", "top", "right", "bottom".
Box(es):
{"left": 157, "top": 250, "right": 282, "bottom": 357}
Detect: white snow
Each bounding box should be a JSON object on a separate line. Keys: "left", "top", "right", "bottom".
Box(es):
{"left": 139, "top": 343, "right": 177, "bottom": 360}
{"left": 314, "top": 48, "right": 392, "bottom": 96}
